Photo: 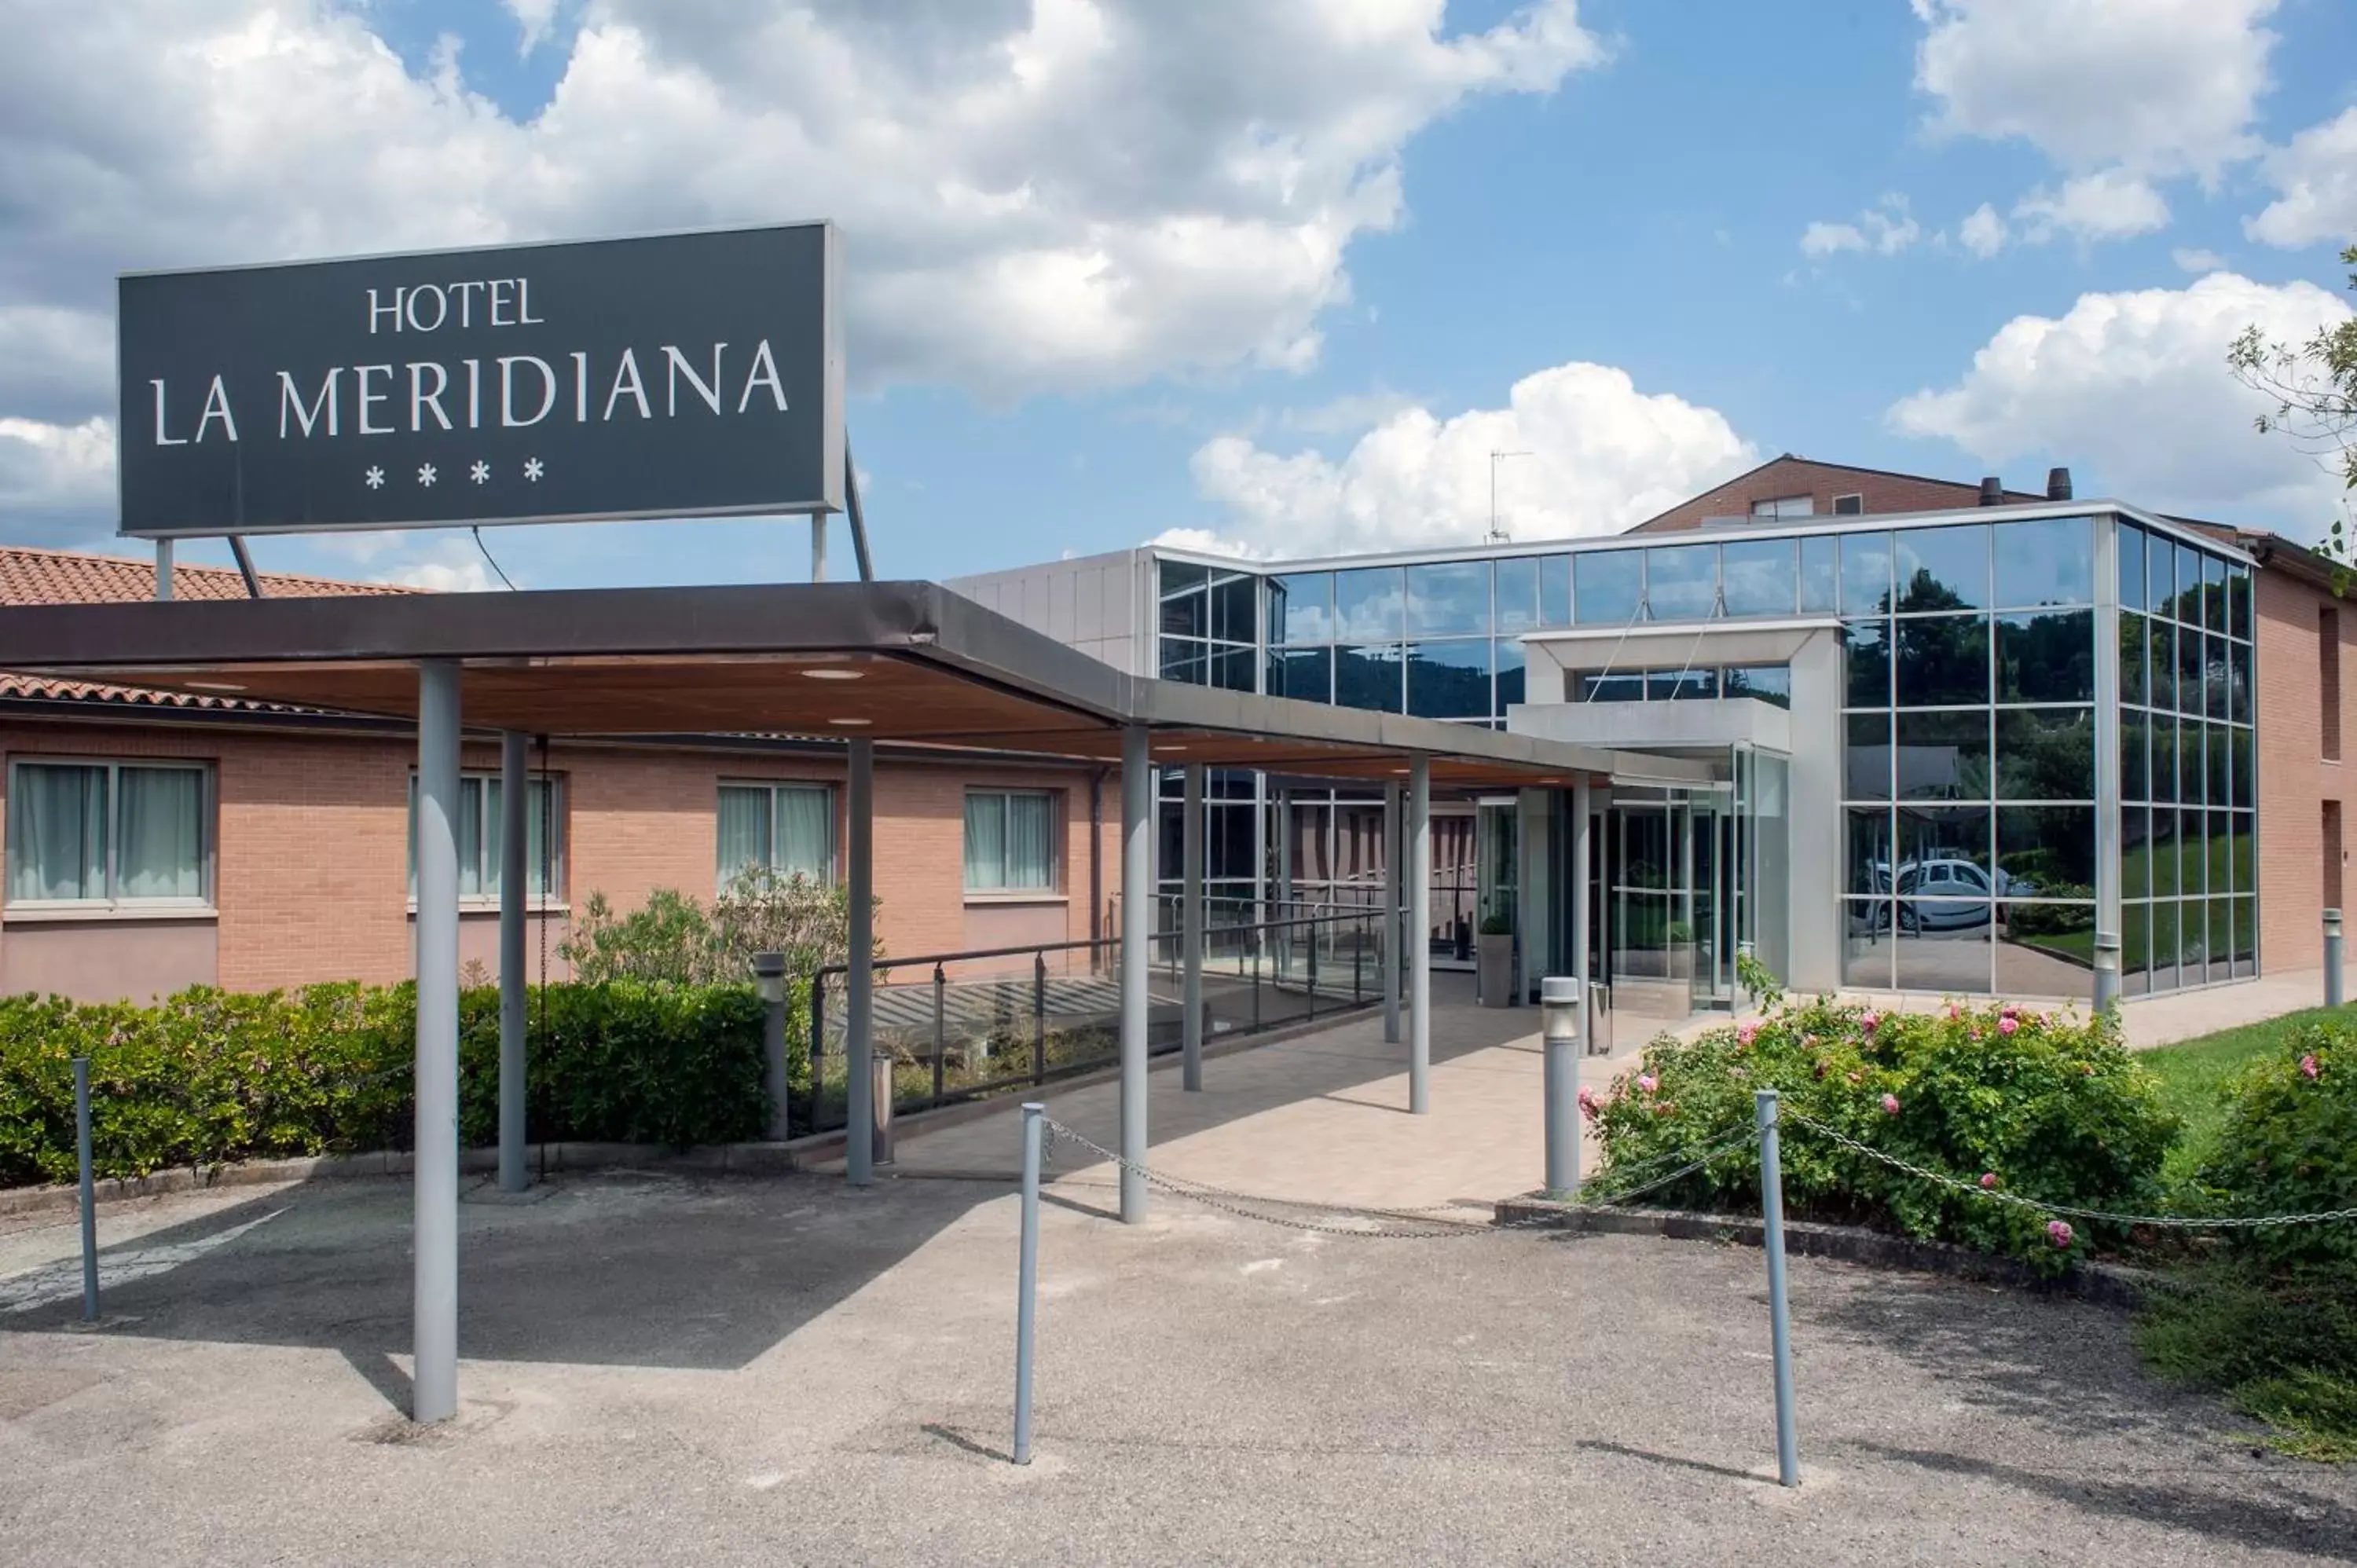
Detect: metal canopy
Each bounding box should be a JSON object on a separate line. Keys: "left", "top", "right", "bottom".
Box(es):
{"left": 0, "top": 579, "right": 1702, "bottom": 788}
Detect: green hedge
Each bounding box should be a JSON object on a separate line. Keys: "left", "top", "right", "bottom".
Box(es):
{"left": 0, "top": 979, "right": 807, "bottom": 1188}
{"left": 1591, "top": 994, "right": 2178, "bottom": 1274}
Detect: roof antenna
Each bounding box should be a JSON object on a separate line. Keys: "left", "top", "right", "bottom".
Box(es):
{"left": 1489, "top": 450, "right": 1532, "bottom": 543}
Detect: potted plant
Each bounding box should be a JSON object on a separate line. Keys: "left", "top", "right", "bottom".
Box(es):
{"left": 1477, "top": 910, "right": 1516, "bottom": 1008}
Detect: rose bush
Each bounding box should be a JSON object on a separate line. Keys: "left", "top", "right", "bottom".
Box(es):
{"left": 1589, "top": 993, "right": 2178, "bottom": 1274}
{"left": 2189, "top": 1023, "right": 2357, "bottom": 1268}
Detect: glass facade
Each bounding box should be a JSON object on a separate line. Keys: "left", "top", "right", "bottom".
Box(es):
{"left": 1153, "top": 507, "right": 2260, "bottom": 1002}
{"left": 1160, "top": 559, "right": 1258, "bottom": 692}
{"left": 1841, "top": 517, "right": 2099, "bottom": 995}
{"left": 2117, "top": 523, "right": 2256, "bottom": 993}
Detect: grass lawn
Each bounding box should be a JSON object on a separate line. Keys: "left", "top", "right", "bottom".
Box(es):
{"left": 2140, "top": 1004, "right": 2357, "bottom": 1188}
{"left": 2134, "top": 1003, "right": 2357, "bottom": 1460}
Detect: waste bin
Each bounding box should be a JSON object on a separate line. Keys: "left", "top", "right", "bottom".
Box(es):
{"left": 871, "top": 1057, "right": 896, "bottom": 1167}
{"left": 1585, "top": 984, "right": 1614, "bottom": 1057}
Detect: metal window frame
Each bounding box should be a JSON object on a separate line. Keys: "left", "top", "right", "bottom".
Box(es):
{"left": 3, "top": 755, "right": 214, "bottom": 911}
{"left": 716, "top": 778, "right": 837, "bottom": 890}
{"left": 963, "top": 786, "right": 1062, "bottom": 895}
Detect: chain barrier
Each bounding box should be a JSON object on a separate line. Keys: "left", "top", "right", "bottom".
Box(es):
{"left": 1038, "top": 1116, "right": 1760, "bottom": 1240}
{"left": 1782, "top": 1111, "right": 2357, "bottom": 1231}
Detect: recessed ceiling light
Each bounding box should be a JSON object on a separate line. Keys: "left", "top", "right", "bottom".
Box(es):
{"left": 185, "top": 680, "right": 246, "bottom": 692}
{"left": 801, "top": 669, "right": 863, "bottom": 681}
{"left": 829, "top": 716, "right": 873, "bottom": 727}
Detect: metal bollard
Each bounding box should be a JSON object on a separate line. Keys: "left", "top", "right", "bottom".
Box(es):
{"left": 753, "top": 952, "right": 789, "bottom": 1141}
{"left": 2330, "top": 910, "right": 2346, "bottom": 1009}
{"left": 2092, "top": 932, "right": 2121, "bottom": 1014}
{"left": 1755, "top": 1090, "right": 1798, "bottom": 1488}
{"left": 1540, "top": 976, "right": 1582, "bottom": 1199}
{"left": 75, "top": 1056, "right": 98, "bottom": 1323}
{"left": 1012, "top": 1102, "right": 1044, "bottom": 1465}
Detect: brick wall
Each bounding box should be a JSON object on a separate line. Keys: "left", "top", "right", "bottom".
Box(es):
{"left": 1632, "top": 459, "right": 2042, "bottom": 533}
{"left": 0, "top": 714, "right": 1115, "bottom": 998}
{"left": 2254, "top": 568, "right": 2353, "bottom": 970}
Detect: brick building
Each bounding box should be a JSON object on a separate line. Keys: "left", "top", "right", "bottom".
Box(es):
{"left": 0, "top": 548, "right": 1117, "bottom": 1001}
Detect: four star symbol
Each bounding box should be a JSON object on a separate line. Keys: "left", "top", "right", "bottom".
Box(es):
{"left": 371, "top": 458, "right": 541, "bottom": 490}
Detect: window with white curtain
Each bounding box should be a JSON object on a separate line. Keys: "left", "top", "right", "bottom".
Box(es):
{"left": 407, "top": 772, "right": 564, "bottom": 902}
{"left": 964, "top": 789, "right": 1058, "bottom": 892}
{"left": 717, "top": 782, "right": 835, "bottom": 886}
{"left": 6, "top": 760, "right": 210, "bottom": 908}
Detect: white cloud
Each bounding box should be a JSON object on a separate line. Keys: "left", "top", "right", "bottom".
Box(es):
{"left": 1182, "top": 361, "right": 1754, "bottom": 557}
{"left": 1799, "top": 196, "right": 1922, "bottom": 258}
{"left": 1887, "top": 272, "right": 2353, "bottom": 531}
{"left": 2172, "top": 247, "right": 2231, "bottom": 273}
{"left": 1959, "top": 202, "right": 2008, "bottom": 258}
{"left": 390, "top": 555, "right": 502, "bottom": 593}
{"left": 2011, "top": 168, "right": 2171, "bottom": 244}
{"left": 505, "top": 0, "right": 562, "bottom": 55}
{"left": 0, "top": 308, "right": 114, "bottom": 424}
{"left": 0, "top": 416, "right": 116, "bottom": 546}
{"left": 2246, "top": 106, "right": 2357, "bottom": 249}
{"left": 0, "top": 0, "right": 1608, "bottom": 438}
{"left": 1912, "top": 0, "right": 2277, "bottom": 179}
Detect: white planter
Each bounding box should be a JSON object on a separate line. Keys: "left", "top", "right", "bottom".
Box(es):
{"left": 1477, "top": 932, "right": 1515, "bottom": 1008}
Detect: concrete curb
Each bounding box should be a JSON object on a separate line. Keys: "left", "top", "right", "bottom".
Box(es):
{"left": 1493, "top": 1193, "right": 2157, "bottom": 1309}
{"left": 0, "top": 1002, "right": 1379, "bottom": 1223}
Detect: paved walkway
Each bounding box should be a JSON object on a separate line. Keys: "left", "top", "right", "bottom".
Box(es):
{"left": 827, "top": 973, "right": 1663, "bottom": 1214}
{"left": 5, "top": 1165, "right": 2352, "bottom": 1565}
{"left": 848, "top": 958, "right": 2356, "bottom": 1214}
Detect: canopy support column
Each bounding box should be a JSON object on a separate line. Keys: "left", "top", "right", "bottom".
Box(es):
{"left": 1120, "top": 724, "right": 1151, "bottom": 1222}
{"left": 1409, "top": 757, "right": 1431, "bottom": 1116}
{"left": 412, "top": 659, "right": 462, "bottom": 1423}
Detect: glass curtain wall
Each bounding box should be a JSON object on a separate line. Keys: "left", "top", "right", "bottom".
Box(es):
{"left": 1840, "top": 516, "right": 2099, "bottom": 994}
{"left": 1159, "top": 559, "right": 1259, "bottom": 691}
{"left": 2117, "top": 524, "right": 2257, "bottom": 992}
{"left": 1266, "top": 556, "right": 1571, "bottom": 724}
{"left": 1155, "top": 767, "right": 1260, "bottom": 922}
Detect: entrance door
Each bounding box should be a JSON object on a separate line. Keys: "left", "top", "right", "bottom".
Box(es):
{"left": 1603, "top": 786, "right": 1736, "bottom": 1016}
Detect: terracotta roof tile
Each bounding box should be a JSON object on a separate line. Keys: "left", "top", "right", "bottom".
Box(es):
{"left": 0, "top": 544, "right": 412, "bottom": 608}
{"left": 0, "top": 544, "right": 414, "bottom": 715}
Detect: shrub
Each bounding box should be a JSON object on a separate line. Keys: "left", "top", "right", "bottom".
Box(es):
{"left": 2191, "top": 1021, "right": 2357, "bottom": 1268}
{"left": 0, "top": 978, "right": 801, "bottom": 1188}
{"left": 1589, "top": 994, "right": 2178, "bottom": 1274}
{"left": 561, "top": 867, "right": 879, "bottom": 987}
{"left": 2135, "top": 1020, "right": 2357, "bottom": 1459}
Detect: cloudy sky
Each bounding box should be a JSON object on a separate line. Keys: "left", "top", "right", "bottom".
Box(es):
{"left": 2, "top": 0, "right": 2353, "bottom": 590}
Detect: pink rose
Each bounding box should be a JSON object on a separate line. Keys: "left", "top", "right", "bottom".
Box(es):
{"left": 2000, "top": 1004, "right": 2018, "bottom": 1020}
{"left": 1862, "top": 1011, "right": 1881, "bottom": 1032}
{"left": 1577, "top": 1084, "right": 1600, "bottom": 1121}
{"left": 1980, "top": 1172, "right": 1999, "bottom": 1189}
{"left": 2302, "top": 1054, "right": 2322, "bottom": 1080}
{"left": 1881, "top": 1093, "right": 1901, "bottom": 1116}
{"left": 1637, "top": 1073, "right": 1659, "bottom": 1095}
{"left": 1969, "top": 1028, "right": 1981, "bottom": 1042}
{"left": 1999, "top": 1016, "right": 2018, "bottom": 1036}
{"left": 1737, "top": 1022, "right": 1759, "bottom": 1047}
{"left": 2047, "top": 1219, "right": 2074, "bottom": 1249}
{"left": 1947, "top": 1004, "right": 1960, "bottom": 1021}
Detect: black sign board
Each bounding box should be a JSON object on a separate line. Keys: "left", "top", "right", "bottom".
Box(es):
{"left": 117, "top": 222, "right": 842, "bottom": 538}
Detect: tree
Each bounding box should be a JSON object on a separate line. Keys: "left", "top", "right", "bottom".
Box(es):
{"left": 2231, "top": 243, "right": 2357, "bottom": 580}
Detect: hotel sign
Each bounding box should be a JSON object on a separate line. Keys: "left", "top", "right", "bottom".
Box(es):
{"left": 116, "top": 222, "right": 842, "bottom": 539}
